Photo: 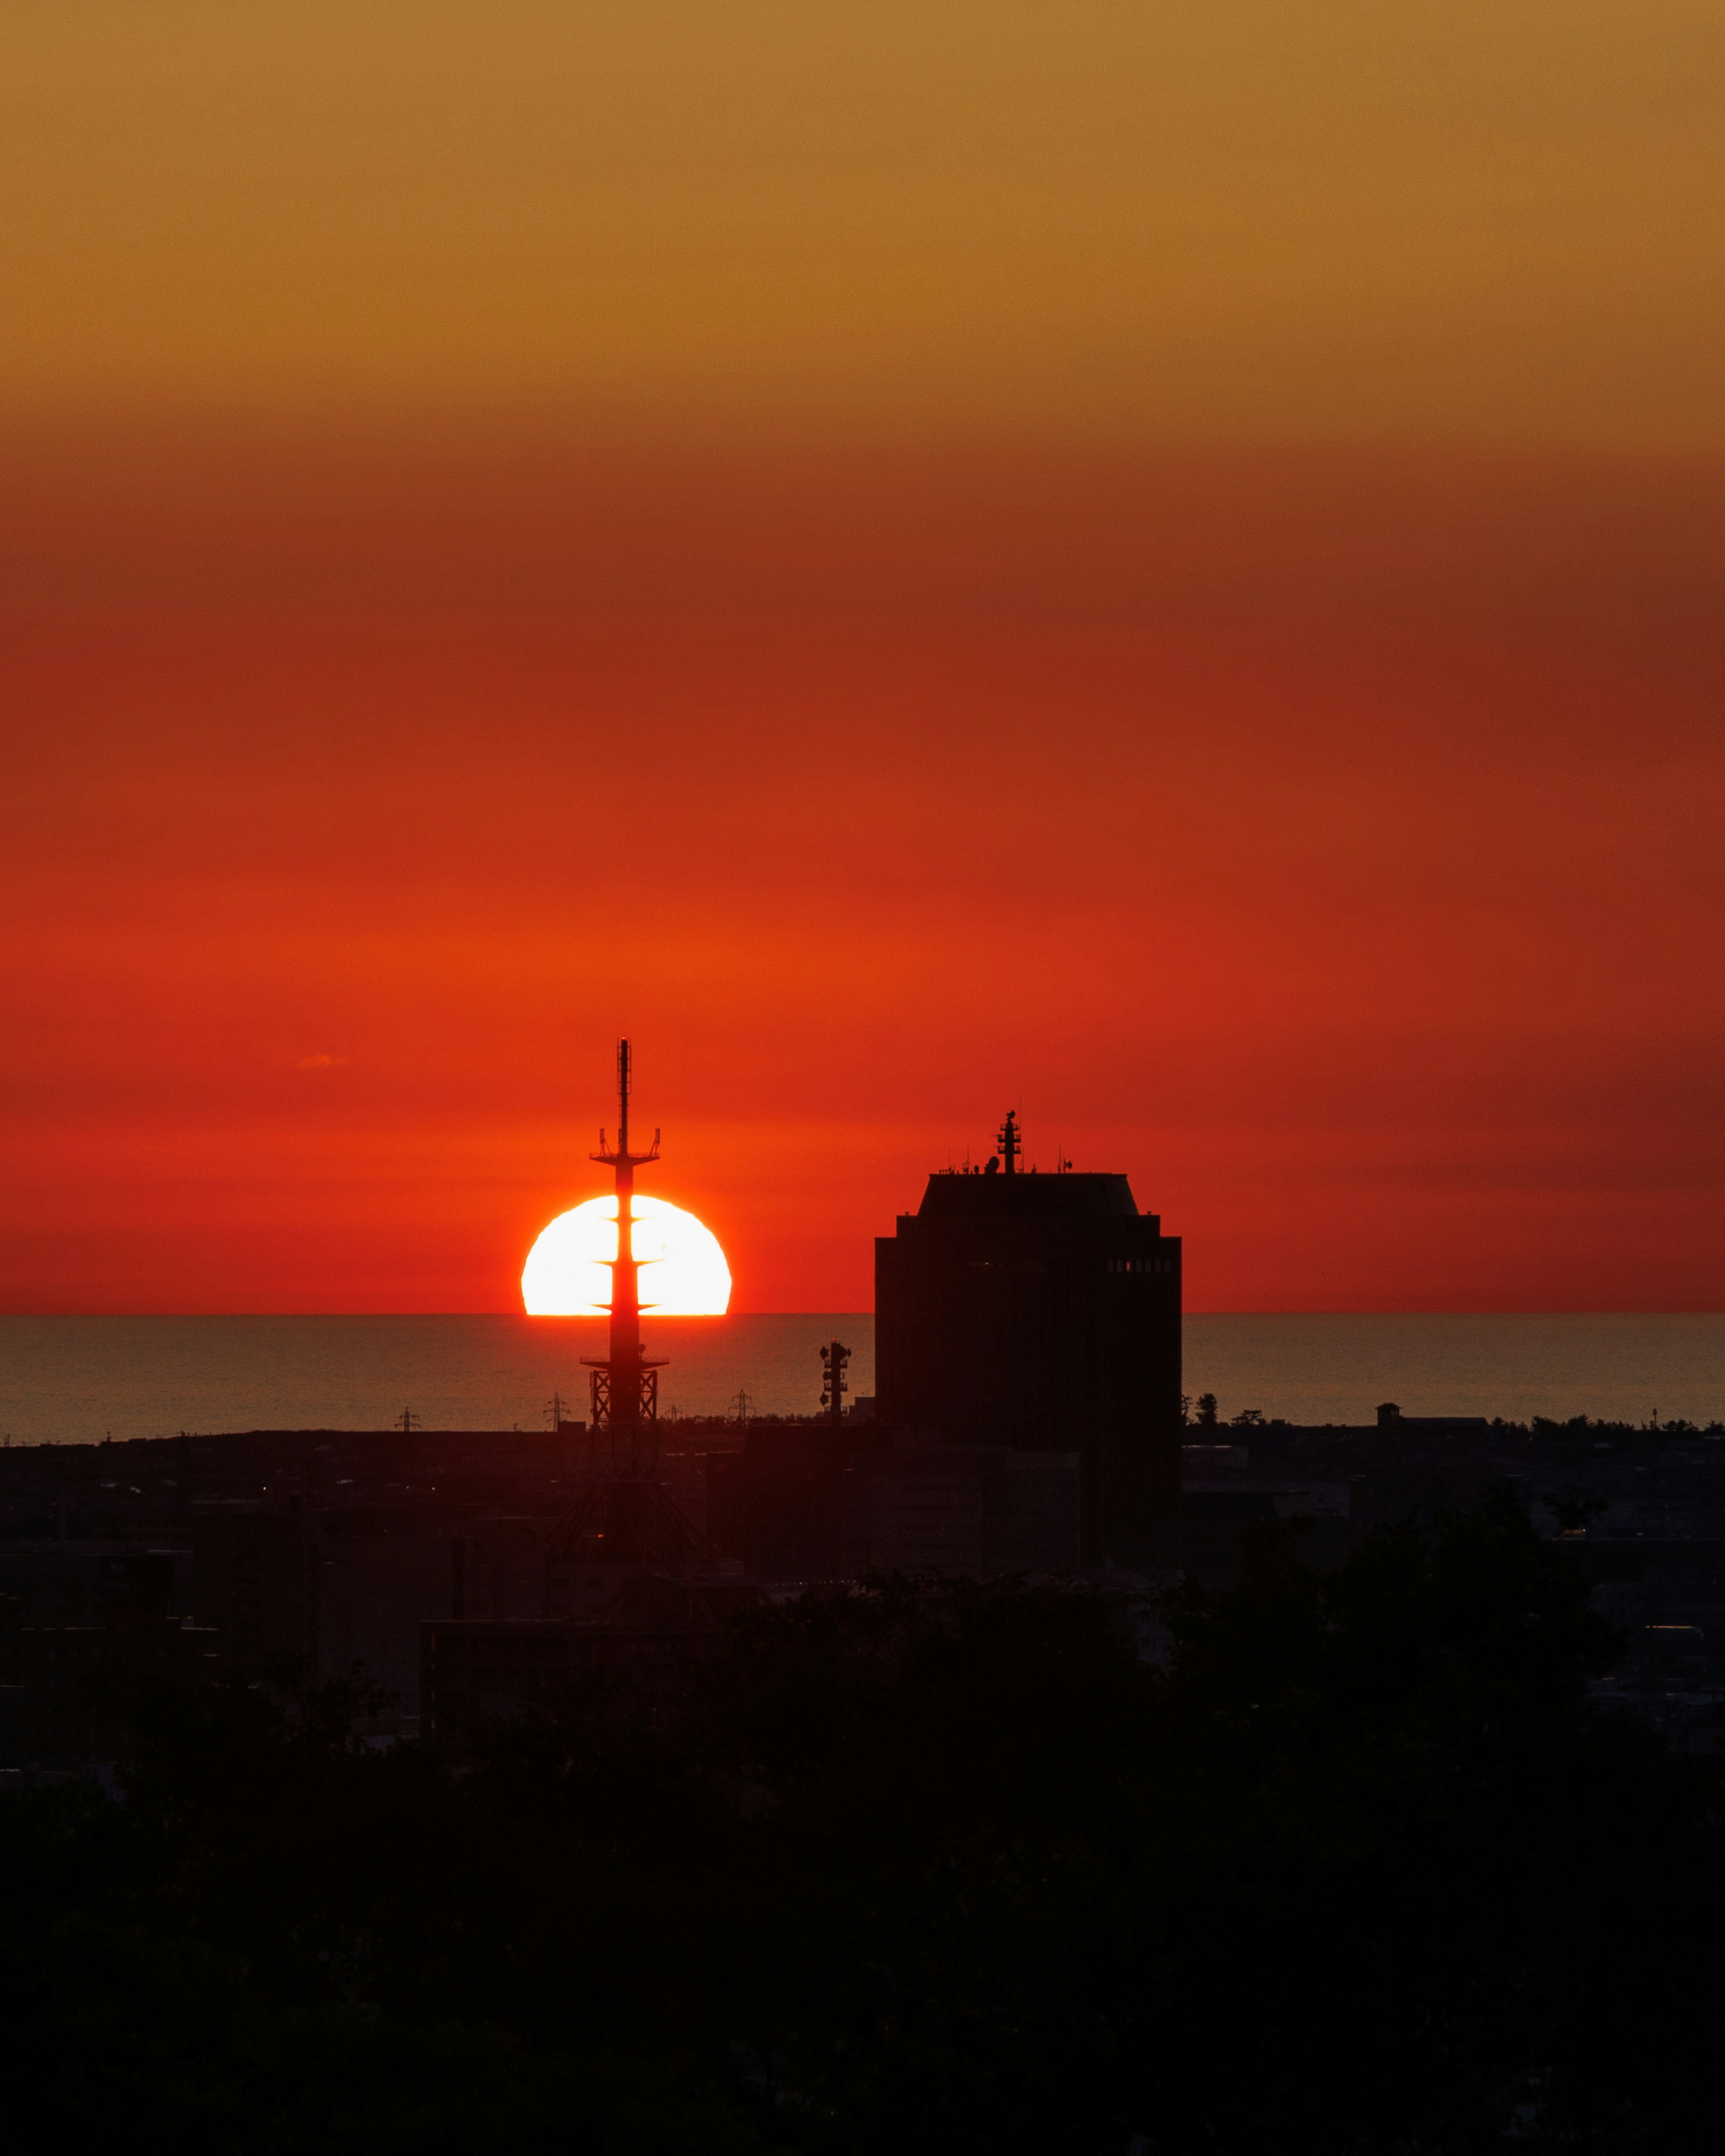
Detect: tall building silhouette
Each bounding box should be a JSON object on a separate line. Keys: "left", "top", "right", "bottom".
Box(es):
{"left": 874, "top": 1112, "right": 1181, "bottom": 1567}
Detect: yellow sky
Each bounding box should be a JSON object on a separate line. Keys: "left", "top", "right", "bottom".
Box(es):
{"left": 3, "top": 0, "right": 1722, "bottom": 441}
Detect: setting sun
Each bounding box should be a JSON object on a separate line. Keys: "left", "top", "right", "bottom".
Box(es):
{"left": 521, "top": 1195, "right": 731, "bottom": 1317}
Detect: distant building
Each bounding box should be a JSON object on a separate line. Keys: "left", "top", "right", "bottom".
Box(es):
{"left": 0, "top": 1540, "right": 187, "bottom": 1630}
{"left": 874, "top": 1115, "right": 1182, "bottom": 1568}
{"left": 422, "top": 1574, "right": 769, "bottom": 1741}
{"left": 1178, "top": 1444, "right": 1351, "bottom": 1588}
{"left": 1376, "top": 1402, "right": 1493, "bottom": 1435}
{"left": 845, "top": 1445, "right": 1081, "bottom": 1577}
{"left": 704, "top": 1431, "right": 1080, "bottom": 1581}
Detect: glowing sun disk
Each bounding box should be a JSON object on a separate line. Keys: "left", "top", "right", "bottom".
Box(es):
{"left": 521, "top": 1194, "right": 731, "bottom": 1317}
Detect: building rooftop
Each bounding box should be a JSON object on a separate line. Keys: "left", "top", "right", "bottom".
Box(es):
{"left": 913, "top": 1170, "right": 1141, "bottom": 1220}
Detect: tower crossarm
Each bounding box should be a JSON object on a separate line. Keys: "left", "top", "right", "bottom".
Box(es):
{"left": 591, "top": 1135, "right": 660, "bottom": 1167}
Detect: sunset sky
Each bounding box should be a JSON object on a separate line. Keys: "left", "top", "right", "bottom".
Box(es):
{"left": 4, "top": 2, "right": 1724, "bottom": 1312}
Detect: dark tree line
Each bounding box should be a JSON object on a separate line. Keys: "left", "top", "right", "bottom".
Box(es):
{"left": 0, "top": 1494, "right": 1720, "bottom": 2152}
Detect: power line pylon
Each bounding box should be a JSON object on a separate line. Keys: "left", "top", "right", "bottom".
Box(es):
{"left": 581, "top": 1038, "right": 666, "bottom": 1477}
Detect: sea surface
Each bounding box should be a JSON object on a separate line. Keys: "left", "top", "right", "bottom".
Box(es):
{"left": 4, "top": 1312, "right": 1725, "bottom": 1445}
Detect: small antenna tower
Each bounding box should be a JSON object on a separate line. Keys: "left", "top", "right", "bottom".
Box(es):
{"left": 819, "top": 1340, "right": 851, "bottom": 1425}
{"left": 398, "top": 1407, "right": 420, "bottom": 1434}
{"left": 996, "top": 1109, "right": 1022, "bottom": 1175}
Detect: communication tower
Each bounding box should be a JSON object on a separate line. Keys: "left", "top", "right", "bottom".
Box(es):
{"left": 548, "top": 1038, "right": 710, "bottom": 1574}
{"left": 581, "top": 1038, "right": 667, "bottom": 1476}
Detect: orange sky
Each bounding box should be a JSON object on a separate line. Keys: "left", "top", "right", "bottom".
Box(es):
{"left": 4, "top": 5, "right": 1724, "bottom": 1312}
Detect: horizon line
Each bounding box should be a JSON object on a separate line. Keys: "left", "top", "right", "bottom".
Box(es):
{"left": 4, "top": 1309, "right": 1725, "bottom": 1322}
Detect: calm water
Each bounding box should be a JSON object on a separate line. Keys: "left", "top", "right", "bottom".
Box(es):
{"left": 1185, "top": 1314, "right": 1725, "bottom": 1429}
{"left": 1, "top": 1313, "right": 1723, "bottom": 1445}
{"left": 0, "top": 1316, "right": 872, "bottom": 1445}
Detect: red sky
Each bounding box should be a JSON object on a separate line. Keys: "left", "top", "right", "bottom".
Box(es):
{"left": 5, "top": 428, "right": 1723, "bottom": 1312}
{"left": 4, "top": 3, "right": 1724, "bottom": 1312}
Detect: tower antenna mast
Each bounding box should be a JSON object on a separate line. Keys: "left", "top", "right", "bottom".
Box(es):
{"left": 582, "top": 1038, "right": 665, "bottom": 1473}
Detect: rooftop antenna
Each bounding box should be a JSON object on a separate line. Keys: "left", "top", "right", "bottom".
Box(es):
{"left": 582, "top": 1038, "right": 665, "bottom": 1475}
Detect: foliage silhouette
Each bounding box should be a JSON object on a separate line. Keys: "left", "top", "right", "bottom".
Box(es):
{"left": 0, "top": 1495, "right": 1719, "bottom": 2152}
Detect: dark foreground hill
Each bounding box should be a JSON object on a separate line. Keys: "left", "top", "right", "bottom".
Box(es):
{"left": 0, "top": 1495, "right": 1718, "bottom": 2153}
